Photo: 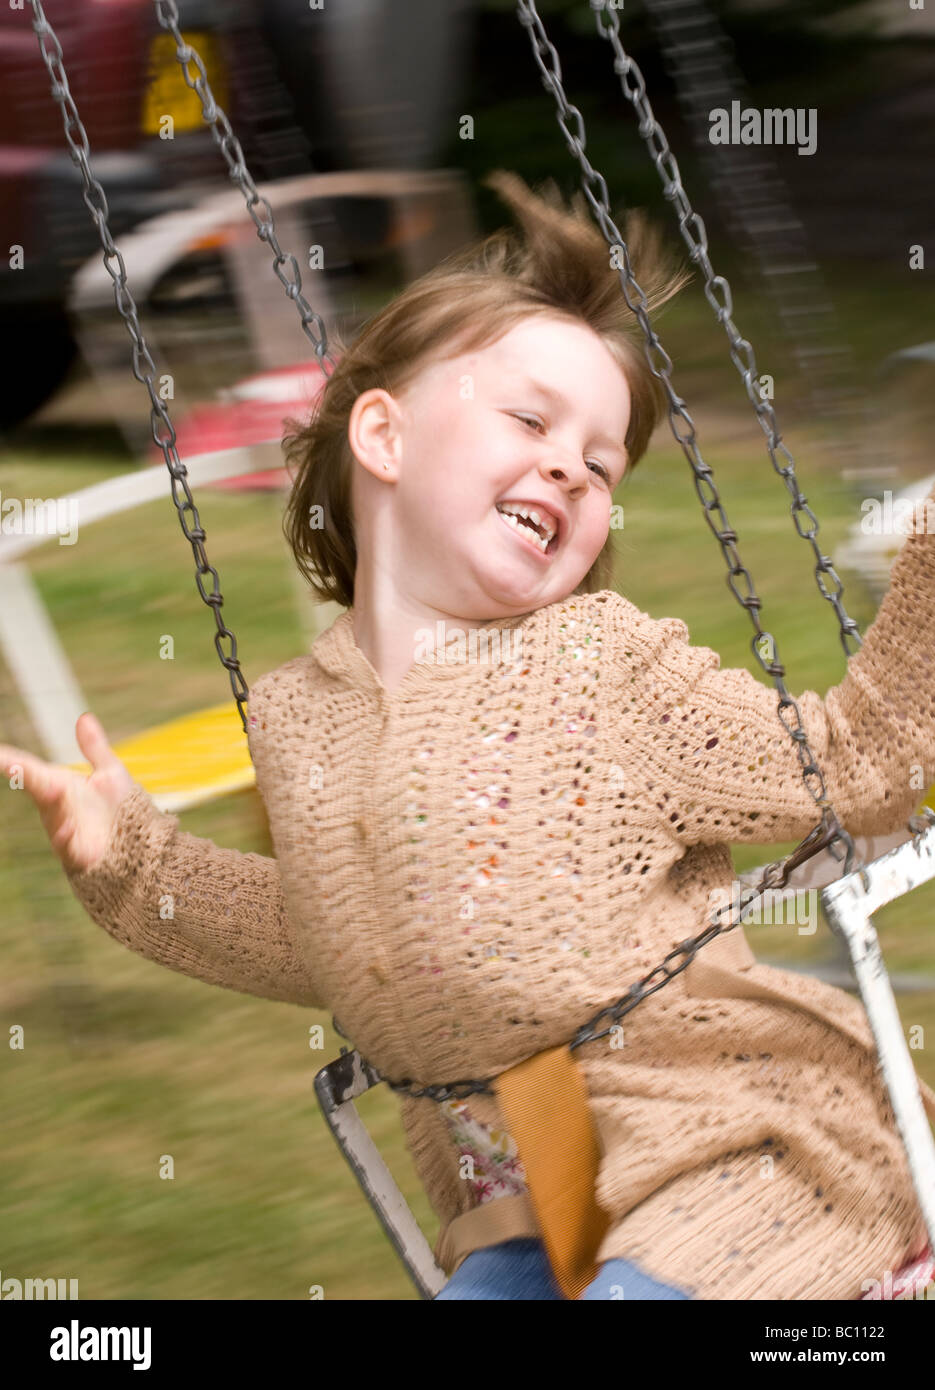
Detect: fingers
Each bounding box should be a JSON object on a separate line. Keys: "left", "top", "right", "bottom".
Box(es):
{"left": 74, "top": 711, "right": 119, "bottom": 774}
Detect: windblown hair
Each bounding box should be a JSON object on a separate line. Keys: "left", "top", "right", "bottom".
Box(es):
{"left": 282, "top": 170, "right": 691, "bottom": 608}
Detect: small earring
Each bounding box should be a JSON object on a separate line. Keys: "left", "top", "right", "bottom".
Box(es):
{"left": 383, "top": 464, "right": 389, "bottom": 470}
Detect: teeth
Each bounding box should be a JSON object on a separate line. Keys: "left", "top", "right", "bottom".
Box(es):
{"left": 497, "top": 509, "right": 550, "bottom": 553}
{"left": 496, "top": 502, "right": 557, "bottom": 550}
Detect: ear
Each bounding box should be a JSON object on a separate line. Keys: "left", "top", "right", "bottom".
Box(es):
{"left": 348, "top": 388, "right": 403, "bottom": 482}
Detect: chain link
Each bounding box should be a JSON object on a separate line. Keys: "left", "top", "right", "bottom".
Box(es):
{"left": 31, "top": 0, "right": 340, "bottom": 734}
{"left": 335, "top": 805, "right": 852, "bottom": 1101}
{"left": 591, "top": 0, "right": 863, "bottom": 660}
{"left": 639, "top": 0, "right": 881, "bottom": 545}
{"left": 30, "top": 0, "right": 253, "bottom": 731}
{"left": 153, "top": 0, "right": 339, "bottom": 376}
{"left": 333, "top": 0, "right": 872, "bottom": 1101}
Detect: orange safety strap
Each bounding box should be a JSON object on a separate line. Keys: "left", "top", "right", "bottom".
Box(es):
{"left": 494, "top": 1043, "right": 611, "bottom": 1300}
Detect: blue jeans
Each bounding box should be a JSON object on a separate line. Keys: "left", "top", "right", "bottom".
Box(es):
{"left": 434, "top": 1237, "right": 693, "bottom": 1300}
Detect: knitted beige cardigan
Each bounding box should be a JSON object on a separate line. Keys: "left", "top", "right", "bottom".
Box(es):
{"left": 65, "top": 500, "right": 935, "bottom": 1300}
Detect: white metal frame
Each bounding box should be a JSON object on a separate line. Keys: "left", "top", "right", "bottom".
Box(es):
{"left": 313, "top": 1049, "right": 448, "bottom": 1300}
{"left": 822, "top": 820, "right": 935, "bottom": 1253}
{"left": 0, "top": 443, "right": 297, "bottom": 771}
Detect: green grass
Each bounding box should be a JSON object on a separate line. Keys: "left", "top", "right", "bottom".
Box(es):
{"left": 1, "top": 261, "right": 934, "bottom": 1300}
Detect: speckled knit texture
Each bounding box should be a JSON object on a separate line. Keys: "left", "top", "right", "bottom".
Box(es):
{"left": 64, "top": 492, "right": 935, "bottom": 1300}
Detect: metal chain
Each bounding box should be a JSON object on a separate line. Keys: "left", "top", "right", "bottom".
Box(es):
{"left": 639, "top": 0, "right": 879, "bottom": 502}
{"left": 152, "top": 0, "right": 339, "bottom": 376}
{"left": 520, "top": 0, "right": 863, "bottom": 842}
{"left": 590, "top": 0, "right": 865, "bottom": 658}
{"left": 333, "top": 0, "right": 873, "bottom": 1102}
{"left": 31, "top": 0, "right": 342, "bottom": 735}
{"left": 637, "top": 0, "right": 886, "bottom": 979}
{"left": 336, "top": 805, "right": 852, "bottom": 1101}
{"left": 29, "top": 0, "right": 253, "bottom": 732}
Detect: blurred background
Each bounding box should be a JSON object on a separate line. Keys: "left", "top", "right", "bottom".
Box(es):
{"left": 1, "top": 0, "right": 934, "bottom": 1300}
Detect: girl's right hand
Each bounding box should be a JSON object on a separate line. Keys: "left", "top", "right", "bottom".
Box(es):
{"left": 0, "top": 712, "right": 136, "bottom": 875}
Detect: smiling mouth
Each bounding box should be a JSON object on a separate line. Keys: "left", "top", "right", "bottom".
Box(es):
{"left": 495, "top": 504, "right": 559, "bottom": 556}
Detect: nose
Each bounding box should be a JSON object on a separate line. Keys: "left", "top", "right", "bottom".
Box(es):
{"left": 538, "top": 449, "right": 589, "bottom": 498}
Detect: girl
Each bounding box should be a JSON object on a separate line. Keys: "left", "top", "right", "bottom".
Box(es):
{"left": 3, "top": 171, "right": 934, "bottom": 1301}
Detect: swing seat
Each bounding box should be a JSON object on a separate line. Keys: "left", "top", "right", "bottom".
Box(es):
{"left": 65, "top": 701, "right": 253, "bottom": 814}
{"left": 314, "top": 1047, "right": 935, "bottom": 1300}
{"left": 314, "top": 1046, "right": 449, "bottom": 1300}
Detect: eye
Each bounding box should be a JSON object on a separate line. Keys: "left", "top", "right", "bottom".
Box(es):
{"left": 514, "top": 412, "right": 545, "bottom": 434}
{"left": 512, "top": 414, "right": 611, "bottom": 484}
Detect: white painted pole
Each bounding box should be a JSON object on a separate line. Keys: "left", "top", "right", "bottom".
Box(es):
{"left": 0, "top": 563, "right": 87, "bottom": 765}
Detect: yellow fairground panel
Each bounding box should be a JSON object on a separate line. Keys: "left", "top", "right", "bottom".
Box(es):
{"left": 141, "top": 32, "right": 229, "bottom": 137}
{"left": 67, "top": 702, "right": 254, "bottom": 814}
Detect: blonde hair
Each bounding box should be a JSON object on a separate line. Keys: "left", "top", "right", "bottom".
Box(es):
{"left": 282, "top": 170, "right": 691, "bottom": 608}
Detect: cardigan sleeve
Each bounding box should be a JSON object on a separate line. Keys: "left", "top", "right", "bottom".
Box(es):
{"left": 615, "top": 480, "right": 935, "bottom": 850}
{"left": 62, "top": 680, "right": 324, "bottom": 1008}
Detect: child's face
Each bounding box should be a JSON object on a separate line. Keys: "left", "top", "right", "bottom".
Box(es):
{"left": 349, "top": 313, "right": 632, "bottom": 618}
